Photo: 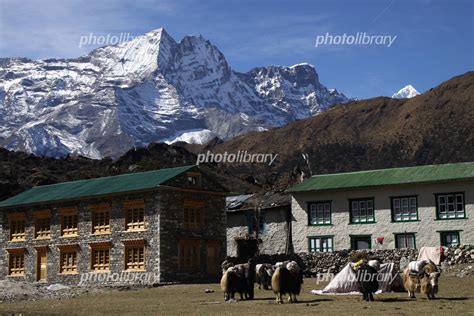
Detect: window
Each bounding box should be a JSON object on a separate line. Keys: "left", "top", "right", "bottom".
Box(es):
{"left": 125, "top": 246, "right": 145, "bottom": 271}
{"left": 440, "top": 231, "right": 461, "bottom": 247}
{"left": 124, "top": 200, "right": 145, "bottom": 231}
{"left": 9, "top": 213, "right": 26, "bottom": 241}
{"left": 350, "top": 199, "right": 375, "bottom": 223}
{"left": 186, "top": 172, "right": 201, "bottom": 187}
{"left": 33, "top": 210, "right": 51, "bottom": 239}
{"left": 124, "top": 240, "right": 146, "bottom": 271}
{"left": 59, "top": 246, "right": 79, "bottom": 274}
{"left": 90, "top": 203, "right": 111, "bottom": 234}
{"left": 60, "top": 208, "right": 78, "bottom": 236}
{"left": 350, "top": 235, "right": 372, "bottom": 250}
{"left": 308, "top": 236, "right": 333, "bottom": 252}
{"left": 35, "top": 218, "right": 51, "bottom": 239}
{"left": 183, "top": 200, "right": 205, "bottom": 230}
{"left": 308, "top": 201, "right": 331, "bottom": 225}
{"left": 178, "top": 239, "right": 201, "bottom": 270}
{"left": 392, "top": 196, "right": 418, "bottom": 222}
{"left": 245, "top": 211, "right": 265, "bottom": 235}
{"left": 436, "top": 193, "right": 465, "bottom": 219}
{"left": 91, "top": 244, "right": 111, "bottom": 272}
{"left": 395, "top": 233, "right": 416, "bottom": 249}
{"left": 8, "top": 249, "right": 25, "bottom": 276}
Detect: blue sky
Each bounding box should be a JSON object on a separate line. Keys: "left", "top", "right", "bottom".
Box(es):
{"left": 0, "top": 0, "right": 472, "bottom": 99}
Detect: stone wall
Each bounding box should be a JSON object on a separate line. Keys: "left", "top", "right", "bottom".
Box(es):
{"left": 0, "top": 192, "right": 161, "bottom": 285}
{"left": 158, "top": 190, "right": 227, "bottom": 283}
{"left": 159, "top": 169, "right": 227, "bottom": 283}
{"left": 226, "top": 206, "right": 290, "bottom": 257}
{"left": 0, "top": 172, "right": 228, "bottom": 285}
{"left": 224, "top": 245, "right": 474, "bottom": 276}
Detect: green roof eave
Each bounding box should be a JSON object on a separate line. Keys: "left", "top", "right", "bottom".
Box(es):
{"left": 288, "top": 162, "right": 474, "bottom": 193}
{"left": 0, "top": 165, "right": 196, "bottom": 209}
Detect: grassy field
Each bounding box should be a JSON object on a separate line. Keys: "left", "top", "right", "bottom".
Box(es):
{"left": 0, "top": 276, "right": 473, "bottom": 315}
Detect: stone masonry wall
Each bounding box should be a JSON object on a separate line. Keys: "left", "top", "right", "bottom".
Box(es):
{"left": 159, "top": 190, "right": 226, "bottom": 283}
{"left": 224, "top": 245, "right": 474, "bottom": 277}
{"left": 0, "top": 192, "right": 161, "bottom": 286}
{"left": 0, "top": 167, "right": 228, "bottom": 285}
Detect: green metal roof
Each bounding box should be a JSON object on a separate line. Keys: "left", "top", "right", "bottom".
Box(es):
{"left": 288, "top": 162, "right": 474, "bottom": 193}
{"left": 0, "top": 165, "right": 196, "bottom": 209}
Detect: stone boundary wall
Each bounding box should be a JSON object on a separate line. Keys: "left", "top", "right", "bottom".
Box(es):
{"left": 224, "top": 245, "right": 474, "bottom": 276}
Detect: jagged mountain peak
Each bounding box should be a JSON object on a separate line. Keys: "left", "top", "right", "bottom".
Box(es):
{"left": 0, "top": 28, "right": 349, "bottom": 158}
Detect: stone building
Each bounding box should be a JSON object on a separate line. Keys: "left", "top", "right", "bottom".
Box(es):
{"left": 226, "top": 192, "right": 292, "bottom": 259}
{"left": 0, "top": 165, "right": 227, "bottom": 285}
{"left": 289, "top": 162, "right": 474, "bottom": 252}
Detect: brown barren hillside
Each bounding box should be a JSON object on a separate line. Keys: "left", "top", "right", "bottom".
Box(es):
{"left": 191, "top": 71, "right": 474, "bottom": 189}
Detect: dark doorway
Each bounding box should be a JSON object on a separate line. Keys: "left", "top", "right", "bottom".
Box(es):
{"left": 236, "top": 239, "right": 258, "bottom": 260}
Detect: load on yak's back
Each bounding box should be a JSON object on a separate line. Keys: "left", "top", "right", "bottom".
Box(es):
{"left": 403, "top": 259, "right": 441, "bottom": 300}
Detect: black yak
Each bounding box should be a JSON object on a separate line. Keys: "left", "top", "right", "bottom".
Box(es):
{"left": 355, "top": 261, "right": 379, "bottom": 302}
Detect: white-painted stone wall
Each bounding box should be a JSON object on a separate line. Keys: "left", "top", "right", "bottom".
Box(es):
{"left": 227, "top": 207, "right": 290, "bottom": 256}
{"left": 292, "top": 180, "right": 474, "bottom": 252}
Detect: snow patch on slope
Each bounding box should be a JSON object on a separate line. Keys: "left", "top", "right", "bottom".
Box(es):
{"left": 162, "top": 129, "right": 216, "bottom": 144}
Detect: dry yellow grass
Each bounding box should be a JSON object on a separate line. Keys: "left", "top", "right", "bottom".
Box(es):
{"left": 0, "top": 276, "right": 473, "bottom": 315}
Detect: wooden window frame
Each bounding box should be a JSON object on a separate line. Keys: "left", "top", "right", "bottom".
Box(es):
{"left": 245, "top": 211, "right": 265, "bottom": 235}
{"left": 90, "top": 243, "right": 112, "bottom": 272}
{"left": 58, "top": 245, "right": 79, "bottom": 274}
{"left": 349, "top": 198, "right": 375, "bottom": 224}
{"left": 439, "top": 231, "right": 461, "bottom": 247}
{"left": 9, "top": 213, "right": 26, "bottom": 241}
{"left": 307, "top": 201, "right": 332, "bottom": 226}
{"left": 435, "top": 192, "right": 466, "bottom": 220}
{"left": 350, "top": 235, "right": 372, "bottom": 250}
{"left": 33, "top": 210, "right": 51, "bottom": 240}
{"left": 90, "top": 203, "right": 111, "bottom": 235}
{"left": 183, "top": 200, "right": 205, "bottom": 230}
{"left": 124, "top": 200, "right": 145, "bottom": 231}
{"left": 391, "top": 196, "right": 419, "bottom": 222}
{"left": 178, "top": 239, "right": 201, "bottom": 271}
{"left": 123, "top": 240, "right": 146, "bottom": 271}
{"left": 186, "top": 172, "right": 202, "bottom": 187}
{"left": 308, "top": 236, "right": 334, "bottom": 253}
{"left": 60, "top": 207, "right": 79, "bottom": 237}
{"left": 7, "top": 248, "right": 26, "bottom": 276}
{"left": 394, "top": 233, "right": 417, "bottom": 249}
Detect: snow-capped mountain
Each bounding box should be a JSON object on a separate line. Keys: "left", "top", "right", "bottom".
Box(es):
{"left": 392, "top": 85, "right": 420, "bottom": 99}
{"left": 0, "top": 28, "right": 348, "bottom": 158}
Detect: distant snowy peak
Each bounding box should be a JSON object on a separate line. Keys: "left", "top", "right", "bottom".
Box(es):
{"left": 392, "top": 85, "right": 420, "bottom": 99}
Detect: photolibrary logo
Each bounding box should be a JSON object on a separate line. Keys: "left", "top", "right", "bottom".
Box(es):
{"left": 315, "top": 269, "right": 399, "bottom": 285}
{"left": 315, "top": 32, "right": 397, "bottom": 48}
{"left": 79, "top": 271, "right": 159, "bottom": 286}
{"left": 196, "top": 150, "right": 278, "bottom": 166}
{"left": 79, "top": 33, "right": 135, "bottom": 48}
